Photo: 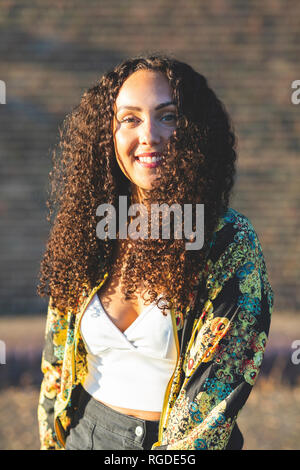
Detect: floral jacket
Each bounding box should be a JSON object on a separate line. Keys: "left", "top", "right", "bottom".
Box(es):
{"left": 38, "top": 208, "right": 274, "bottom": 450}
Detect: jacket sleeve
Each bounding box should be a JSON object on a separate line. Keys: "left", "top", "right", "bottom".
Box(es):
{"left": 37, "top": 297, "right": 66, "bottom": 450}
{"left": 162, "top": 220, "right": 274, "bottom": 450}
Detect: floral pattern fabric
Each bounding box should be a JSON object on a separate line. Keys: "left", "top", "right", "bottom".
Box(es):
{"left": 37, "top": 208, "right": 274, "bottom": 450}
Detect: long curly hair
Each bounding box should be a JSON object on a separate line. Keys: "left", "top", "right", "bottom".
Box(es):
{"left": 37, "top": 54, "right": 237, "bottom": 316}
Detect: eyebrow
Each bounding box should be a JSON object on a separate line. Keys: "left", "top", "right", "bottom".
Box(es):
{"left": 116, "top": 101, "right": 176, "bottom": 112}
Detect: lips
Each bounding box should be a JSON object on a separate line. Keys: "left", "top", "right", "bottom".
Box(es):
{"left": 134, "top": 152, "right": 163, "bottom": 168}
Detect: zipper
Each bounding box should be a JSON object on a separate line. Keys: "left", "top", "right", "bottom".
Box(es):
{"left": 54, "top": 417, "right": 65, "bottom": 449}
{"left": 154, "top": 277, "right": 206, "bottom": 446}
{"left": 54, "top": 273, "right": 109, "bottom": 448}
{"left": 155, "top": 304, "right": 181, "bottom": 445}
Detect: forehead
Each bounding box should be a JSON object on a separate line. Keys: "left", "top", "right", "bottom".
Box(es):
{"left": 115, "top": 70, "right": 173, "bottom": 108}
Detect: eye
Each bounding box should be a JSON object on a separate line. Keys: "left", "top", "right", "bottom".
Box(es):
{"left": 161, "top": 113, "right": 176, "bottom": 122}
{"left": 120, "top": 116, "right": 139, "bottom": 124}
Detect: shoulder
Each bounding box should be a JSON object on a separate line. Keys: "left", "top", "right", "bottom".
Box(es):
{"left": 215, "top": 207, "right": 257, "bottom": 244}
{"left": 205, "top": 207, "right": 274, "bottom": 334}
{"left": 209, "top": 207, "right": 261, "bottom": 263}
{"left": 206, "top": 208, "right": 273, "bottom": 305}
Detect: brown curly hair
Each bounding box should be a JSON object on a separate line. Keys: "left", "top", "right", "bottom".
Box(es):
{"left": 37, "top": 53, "right": 237, "bottom": 317}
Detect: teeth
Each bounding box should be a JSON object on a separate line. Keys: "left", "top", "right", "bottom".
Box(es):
{"left": 137, "top": 156, "right": 162, "bottom": 163}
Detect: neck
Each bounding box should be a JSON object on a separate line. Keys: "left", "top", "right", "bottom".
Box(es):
{"left": 130, "top": 184, "right": 151, "bottom": 205}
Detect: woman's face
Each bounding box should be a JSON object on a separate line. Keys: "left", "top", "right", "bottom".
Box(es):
{"left": 113, "top": 70, "right": 177, "bottom": 196}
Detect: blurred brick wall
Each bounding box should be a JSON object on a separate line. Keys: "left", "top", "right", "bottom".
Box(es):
{"left": 0, "top": 0, "right": 299, "bottom": 314}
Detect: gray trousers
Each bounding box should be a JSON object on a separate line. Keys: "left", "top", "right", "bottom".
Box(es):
{"left": 65, "top": 384, "right": 160, "bottom": 450}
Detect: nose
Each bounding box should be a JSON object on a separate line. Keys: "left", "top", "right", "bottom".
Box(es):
{"left": 138, "top": 118, "right": 161, "bottom": 146}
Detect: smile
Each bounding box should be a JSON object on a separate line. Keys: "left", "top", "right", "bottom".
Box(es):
{"left": 135, "top": 153, "right": 162, "bottom": 168}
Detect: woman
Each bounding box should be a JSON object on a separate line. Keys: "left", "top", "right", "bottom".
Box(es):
{"left": 37, "top": 54, "right": 274, "bottom": 450}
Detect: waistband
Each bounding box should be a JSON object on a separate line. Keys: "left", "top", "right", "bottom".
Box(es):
{"left": 76, "top": 383, "right": 160, "bottom": 437}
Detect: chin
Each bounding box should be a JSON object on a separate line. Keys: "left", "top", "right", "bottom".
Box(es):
{"left": 135, "top": 180, "right": 156, "bottom": 192}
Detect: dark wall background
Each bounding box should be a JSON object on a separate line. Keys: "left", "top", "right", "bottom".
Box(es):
{"left": 0, "top": 0, "right": 299, "bottom": 315}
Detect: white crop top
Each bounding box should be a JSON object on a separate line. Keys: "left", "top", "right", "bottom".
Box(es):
{"left": 80, "top": 292, "right": 177, "bottom": 411}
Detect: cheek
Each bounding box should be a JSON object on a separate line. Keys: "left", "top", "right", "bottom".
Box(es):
{"left": 114, "top": 129, "right": 136, "bottom": 156}
{"left": 162, "top": 126, "right": 176, "bottom": 142}
{"left": 114, "top": 133, "right": 136, "bottom": 174}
